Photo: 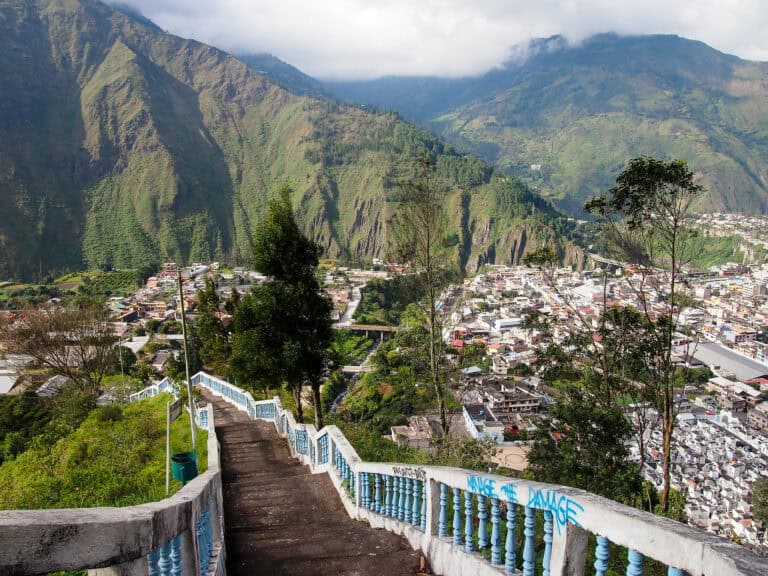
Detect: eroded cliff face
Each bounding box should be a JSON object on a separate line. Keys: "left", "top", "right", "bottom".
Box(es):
{"left": 460, "top": 211, "right": 584, "bottom": 274}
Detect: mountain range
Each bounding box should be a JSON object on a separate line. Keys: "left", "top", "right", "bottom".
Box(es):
{"left": 0, "top": 0, "right": 578, "bottom": 281}
{"left": 322, "top": 34, "right": 768, "bottom": 216}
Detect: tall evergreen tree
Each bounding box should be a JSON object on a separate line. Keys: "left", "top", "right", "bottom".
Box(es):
{"left": 231, "top": 187, "right": 333, "bottom": 427}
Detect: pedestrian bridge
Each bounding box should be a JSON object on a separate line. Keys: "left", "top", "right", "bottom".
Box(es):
{"left": 1, "top": 372, "right": 766, "bottom": 576}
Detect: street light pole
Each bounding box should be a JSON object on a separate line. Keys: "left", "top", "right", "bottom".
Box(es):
{"left": 178, "top": 268, "right": 197, "bottom": 453}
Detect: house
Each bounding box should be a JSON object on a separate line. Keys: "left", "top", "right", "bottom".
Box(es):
{"left": 462, "top": 404, "right": 504, "bottom": 443}
{"left": 390, "top": 416, "right": 436, "bottom": 450}
{"left": 150, "top": 350, "right": 177, "bottom": 373}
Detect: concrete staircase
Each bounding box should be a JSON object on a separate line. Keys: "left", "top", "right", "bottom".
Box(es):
{"left": 209, "top": 394, "right": 423, "bottom": 575}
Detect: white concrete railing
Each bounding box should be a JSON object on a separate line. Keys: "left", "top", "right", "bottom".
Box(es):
{"left": 194, "top": 371, "right": 767, "bottom": 576}
{"left": 128, "top": 377, "right": 177, "bottom": 403}
{"left": 0, "top": 403, "right": 224, "bottom": 576}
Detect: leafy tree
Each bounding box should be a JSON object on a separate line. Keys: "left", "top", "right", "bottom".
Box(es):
{"left": 527, "top": 385, "right": 642, "bottom": 502}
{"left": 389, "top": 155, "right": 457, "bottom": 436}
{"left": 585, "top": 156, "right": 703, "bottom": 512}
{"left": 0, "top": 304, "right": 117, "bottom": 395}
{"left": 231, "top": 187, "right": 333, "bottom": 427}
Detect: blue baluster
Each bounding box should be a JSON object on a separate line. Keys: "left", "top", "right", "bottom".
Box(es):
{"left": 477, "top": 495, "right": 488, "bottom": 549}
{"left": 385, "top": 475, "right": 392, "bottom": 516}
{"left": 464, "top": 491, "right": 475, "bottom": 552}
{"left": 158, "top": 542, "right": 171, "bottom": 576}
{"left": 439, "top": 484, "right": 448, "bottom": 537}
{"left": 404, "top": 478, "right": 412, "bottom": 523}
{"left": 491, "top": 498, "right": 501, "bottom": 565}
{"left": 392, "top": 477, "right": 399, "bottom": 518}
{"left": 170, "top": 534, "right": 182, "bottom": 576}
{"left": 148, "top": 549, "right": 160, "bottom": 576}
{"left": 374, "top": 474, "right": 381, "bottom": 513}
{"left": 453, "top": 487, "right": 463, "bottom": 546}
{"left": 420, "top": 483, "right": 427, "bottom": 532}
{"left": 522, "top": 506, "right": 535, "bottom": 576}
{"left": 667, "top": 568, "right": 683, "bottom": 576}
{"left": 360, "top": 473, "right": 366, "bottom": 507}
{"left": 400, "top": 477, "right": 408, "bottom": 521}
{"left": 412, "top": 478, "right": 420, "bottom": 526}
{"left": 627, "top": 549, "right": 645, "bottom": 576}
{"left": 594, "top": 536, "right": 610, "bottom": 576}
{"left": 543, "top": 511, "right": 553, "bottom": 576}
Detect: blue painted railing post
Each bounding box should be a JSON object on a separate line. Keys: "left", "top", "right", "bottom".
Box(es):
{"left": 361, "top": 473, "right": 369, "bottom": 508}
{"left": 464, "top": 491, "right": 475, "bottom": 552}
{"left": 374, "top": 473, "right": 382, "bottom": 514}
{"left": 522, "top": 506, "right": 535, "bottom": 576}
{"left": 543, "top": 511, "right": 553, "bottom": 576}
{"left": 392, "top": 477, "right": 400, "bottom": 518}
{"left": 148, "top": 549, "right": 160, "bottom": 576}
{"left": 420, "top": 483, "right": 427, "bottom": 532}
{"left": 404, "top": 478, "right": 413, "bottom": 523}
{"left": 594, "top": 536, "right": 610, "bottom": 576}
{"left": 385, "top": 475, "right": 392, "bottom": 516}
{"left": 411, "top": 478, "right": 420, "bottom": 526}
{"left": 170, "top": 534, "right": 182, "bottom": 576}
{"left": 667, "top": 568, "right": 684, "bottom": 576}
{"left": 399, "top": 477, "right": 407, "bottom": 522}
{"left": 453, "top": 487, "right": 463, "bottom": 546}
{"left": 158, "top": 543, "right": 171, "bottom": 576}
{"left": 477, "top": 495, "right": 488, "bottom": 549}
{"left": 505, "top": 504, "right": 516, "bottom": 575}
{"left": 491, "top": 498, "right": 501, "bottom": 565}
{"left": 438, "top": 483, "right": 448, "bottom": 537}
{"left": 627, "top": 549, "right": 645, "bottom": 576}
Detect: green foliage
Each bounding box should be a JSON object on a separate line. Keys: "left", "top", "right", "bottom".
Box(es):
{"left": 753, "top": 478, "right": 768, "bottom": 525}
{"left": 0, "top": 392, "right": 55, "bottom": 465}
{"left": 330, "top": 330, "right": 374, "bottom": 366}
{"left": 194, "top": 278, "right": 231, "bottom": 376}
{"left": 0, "top": 394, "right": 207, "bottom": 509}
{"left": 527, "top": 385, "right": 642, "bottom": 503}
{"left": 354, "top": 276, "right": 425, "bottom": 326}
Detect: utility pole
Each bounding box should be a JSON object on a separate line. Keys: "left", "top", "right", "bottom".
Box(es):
{"left": 178, "top": 268, "right": 197, "bottom": 453}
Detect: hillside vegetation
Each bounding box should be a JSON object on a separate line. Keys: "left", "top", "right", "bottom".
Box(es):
{"left": 0, "top": 394, "right": 206, "bottom": 509}
{"left": 0, "top": 0, "right": 578, "bottom": 281}
{"left": 325, "top": 34, "right": 768, "bottom": 216}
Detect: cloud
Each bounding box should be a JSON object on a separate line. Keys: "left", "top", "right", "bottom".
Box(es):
{"left": 113, "top": 0, "right": 768, "bottom": 79}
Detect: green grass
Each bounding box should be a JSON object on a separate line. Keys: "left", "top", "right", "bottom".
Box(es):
{"left": 0, "top": 394, "right": 207, "bottom": 509}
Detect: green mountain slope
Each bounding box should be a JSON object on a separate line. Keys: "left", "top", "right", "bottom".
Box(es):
{"left": 0, "top": 0, "right": 580, "bottom": 281}
{"left": 324, "top": 34, "right": 768, "bottom": 215}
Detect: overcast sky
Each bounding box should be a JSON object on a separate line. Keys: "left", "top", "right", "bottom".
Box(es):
{"left": 116, "top": 0, "right": 768, "bottom": 79}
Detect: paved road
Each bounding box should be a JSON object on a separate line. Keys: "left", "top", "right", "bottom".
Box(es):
{"left": 204, "top": 392, "right": 424, "bottom": 576}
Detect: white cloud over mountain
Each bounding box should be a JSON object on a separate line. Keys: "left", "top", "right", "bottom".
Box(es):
{"left": 115, "top": 0, "right": 768, "bottom": 79}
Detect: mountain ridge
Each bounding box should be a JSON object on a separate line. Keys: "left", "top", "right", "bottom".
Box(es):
{"left": 321, "top": 33, "right": 768, "bottom": 215}
{"left": 0, "top": 0, "right": 579, "bottom": 280}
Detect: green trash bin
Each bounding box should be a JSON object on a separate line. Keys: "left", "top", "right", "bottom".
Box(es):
{"left": 171, "top": 451, "right": 198, "bottom": 485}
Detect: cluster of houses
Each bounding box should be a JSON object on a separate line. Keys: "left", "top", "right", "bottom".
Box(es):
{"left": 640, "top": 413, "right": 768, "bottom": 547}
